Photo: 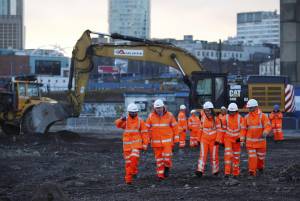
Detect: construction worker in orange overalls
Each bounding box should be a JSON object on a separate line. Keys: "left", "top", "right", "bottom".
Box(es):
{"left": 146, "top": 99, "right": 179, "bottom": 180}
{"left": 218, "top": 106, "right": 227, "bottom": 141}
{"left": 195, "top": 101, "right": 222, "bottom": 177}
{"left": 241, "top": 99, "right": 271, "bottom": 178}
{"left": 177, "top": 105, "right": 188, "bottom": 148}
{"left": 218, "top": 106, "right": 227, "bottom": 124}
{"left": 188, "top": 110, "right": 201, "bottom": 147}
{"left": 216, "top": 103, "right": 246, "bottom": 178}
{"left": 115, "top": 103, "right": 149, "bottom": 185}
{"left": 269, "top": 104, "right": 284, "bottom": 142}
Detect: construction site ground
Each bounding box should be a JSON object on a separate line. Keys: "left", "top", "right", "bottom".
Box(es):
{"left": 0, "top": 130, "right": 300, "bottom": 201}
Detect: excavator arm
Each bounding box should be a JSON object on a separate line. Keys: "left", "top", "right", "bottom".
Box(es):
{"left": 29, "top": 30, "right": 206, "bottom": 134}
{"left": 69, "top": 30, "right": 205, "bottom": 116}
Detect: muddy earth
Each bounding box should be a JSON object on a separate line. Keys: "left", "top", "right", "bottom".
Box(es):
{"left": 0, "top": 131, "right": 300, "bottom": 201}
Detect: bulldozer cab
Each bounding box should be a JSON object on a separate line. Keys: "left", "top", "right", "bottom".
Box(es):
{"left": 14, "top": 80, "right": 42, "bottom": 111}
{"left": 0, "top": 75, "right": 42, "bottom": 113}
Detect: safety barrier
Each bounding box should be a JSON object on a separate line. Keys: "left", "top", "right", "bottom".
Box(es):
{"left": 65, "top": 117, "right": 118, "bottom": 132}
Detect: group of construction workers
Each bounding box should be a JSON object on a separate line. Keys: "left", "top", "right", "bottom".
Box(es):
{"left": 115, "top": 99, "right": 284, "bottom": 185}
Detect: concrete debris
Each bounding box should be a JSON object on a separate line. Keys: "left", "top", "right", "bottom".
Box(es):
{"left": 31, "top": 182, "right": 70, "bottom": 201}
{"left": 224, "top": 178, "right": 240, "bottom": 186}
{"left": 278, "top": 163, "right": 300, "bottom": 182}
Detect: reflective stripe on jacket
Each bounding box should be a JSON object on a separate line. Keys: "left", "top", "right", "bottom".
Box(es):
{"left": 217, "top": 113, "right": 246, "bottom": 143}
{"left": 177, "top": 111, "right": 188, "bottom": 132}
{"left": 146, "top": 111, "right": 179, "bottom": 147}
{"left": 115, "top": 115, "right": 149, "bottom": 151}
{"left": 199, "top": 115, "right": 221, "bottom": 144}
{"left": 243, "top": 109, "right": 271, "bottom": 148}
{"left": 269, "top": 112, "right": 283, "bottom": 129}
{"left": 188, "top": 114, "right": 201, "bottom": 132}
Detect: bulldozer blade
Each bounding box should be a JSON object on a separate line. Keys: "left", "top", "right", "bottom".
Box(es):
{"left": 30, "top": 102, "right": 73, "bottom": 134}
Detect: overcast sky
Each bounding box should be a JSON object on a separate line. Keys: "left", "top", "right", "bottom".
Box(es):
{"left": 25, "top": 0, "right": 279, "bottom": 55}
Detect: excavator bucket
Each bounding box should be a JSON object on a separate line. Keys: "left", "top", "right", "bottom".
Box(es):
{"left": 27, "top": 102, "right": 73, "bottom": 134}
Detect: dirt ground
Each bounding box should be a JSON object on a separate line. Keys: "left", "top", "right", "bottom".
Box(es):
{"left": 0, "top": 131, "right": 300, "bottom": 201}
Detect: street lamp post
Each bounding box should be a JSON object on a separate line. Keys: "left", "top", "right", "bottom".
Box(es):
{"left": 273, "top": 47, "right": 276, "bottom": 75}
{"left": 263, "top": 43, "right": 278, "bottom": 76}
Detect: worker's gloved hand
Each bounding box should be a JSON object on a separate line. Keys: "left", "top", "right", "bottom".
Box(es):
{"left": 236, "top": 138, "right": 241, "bottom": 143}
{"left": 121, "top": 116, "right": 126, "bottom": 121}
{"left": 262, "top": 131, "right": 268, "bottom": 138}
{"left": 142, "top": 144, "right": 148, "bottom": 151}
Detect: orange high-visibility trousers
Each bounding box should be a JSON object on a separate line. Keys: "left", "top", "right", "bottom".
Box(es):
{"left": 153, "top": 146, "right": 173, "bottom": 178}
{"left": 197, "top": 142, "right": 219, "bottom": 174}
{"left": 190, "top": 131, "right": 199, "bottom": 147}
{"left": 123, "top": 149, "right": 140, "bottom": 183}
{"left": 247, "top": 147, "right": 266, "bottom": 175}
{"left": 179, "top": 131, "right": 186, "bottom": 148}
{"left": 224, "top": 141, "right": 241, "bottom": 176}
{"left": 273, "top": 128, "right": 284, "bottom": 141}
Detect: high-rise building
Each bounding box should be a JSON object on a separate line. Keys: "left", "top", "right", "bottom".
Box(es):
{"left": 280, "top": 0, "right": 300, "bottom": 84}
{"left": 235, "top": 11, "right": 280, "bottom": 46}
{"left": 108, "top": 0, "right": 150, "bottom": 38}
{"left": 0, "top": 0, "right": 24, "bottom": 49}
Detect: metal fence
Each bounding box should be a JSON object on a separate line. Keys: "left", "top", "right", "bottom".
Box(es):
{"left": 65, "top": 117, "right": 119, "bottom": 133}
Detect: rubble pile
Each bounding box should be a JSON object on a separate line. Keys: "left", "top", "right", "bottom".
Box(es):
{"left": 279, "top": 163, "right": 300, "bottom": 182}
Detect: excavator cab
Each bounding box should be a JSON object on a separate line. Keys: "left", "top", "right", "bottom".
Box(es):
{"left": 189, "top": 72, "right": 228, "bottom": 109}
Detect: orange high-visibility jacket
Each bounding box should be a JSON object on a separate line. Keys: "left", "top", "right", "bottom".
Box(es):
{"left": 178, "top": 111, "right": 188, "bottom": 132}
{"left": 146, "top": 111, "right": 179, "bottom": 148}
{"left": 188, "top": 114, "right": 201, "bottom": 132}
{"left": 216, "top": 114, "right": 227, "bottom": 142}
{"left": 242, "top": 109, "right": 271, "bottom": 148}
{"left": 199, "top": 115, "right": 222, "bottom": 144}
{"left": 216, "top": 113, "right": 246, "bottom": 143}
{"left": 269, "top": 112, "right": 283, "bottom": 129}
{"left": 218, "top": 114, "right": 226, "bottom": 124}
{"left": 115, "top": 115, "right": 149, "bottom": 151}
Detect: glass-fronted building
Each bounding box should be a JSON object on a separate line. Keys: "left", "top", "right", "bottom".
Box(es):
{"left": 0, "top": 0, "right": 24, "bottom": 49}
{"left": 108, "top": 0, "right": 151, "bottom": 38}
{"left": 236, "top": 11, "right": 280, "bottom": 46}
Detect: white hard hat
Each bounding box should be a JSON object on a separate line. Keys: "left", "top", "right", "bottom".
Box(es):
{"left": 221, "top": 106, "right": 226, "bottom": 110}
{"left": 246, "top": 99, "right": 258, "bottom": 108}
{"left": 190, "top": 109, "right": 196, "bottom": 114}
{"left": 228, "top": 103, "right": 238, "bottom": 111}
{"left": 180, "top": 105, "right": 186, "bottom": 110}
{"left": 127, "top": 103, "right": 139, "bottom": 112}
{"left": 203, "top": 101, "right": 214, "bottom": 109}
{"left": 153, "top": 99, "right": 164, "bottom": 108}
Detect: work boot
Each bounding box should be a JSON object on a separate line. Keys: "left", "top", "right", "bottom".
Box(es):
{"left": 164, "top": 167, "right": 170, "bottom": 178}
{"left": 195, "top": 171, "right": 203, "bottom": 177}
{"left": 258, "top": 168, "right": 264, "bottom": 175}
{"left": 214, "top": 172, "right": 219, "bottom": 176}
{"left": 157, "top": 176, "right": 165, "bottom": 182}
{"left": 224, "top": 174, "right": 230, "bottom": 179}
{"left": 233, "top": 175, "right": 239, "bottom": 179}
{"left": 247, "top": 172, "right": 256, "bottom": 180}
{"left": 126, "top": 181, "right": 132, "bottom": 185}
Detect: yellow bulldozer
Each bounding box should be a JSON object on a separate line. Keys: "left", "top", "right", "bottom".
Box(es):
{"left": 0, "top": 75, "right": 59, "bottom": 135}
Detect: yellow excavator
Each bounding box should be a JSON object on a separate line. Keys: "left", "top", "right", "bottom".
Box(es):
{"left": 6, "top": 30, "right": 286, "bottom": 134}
